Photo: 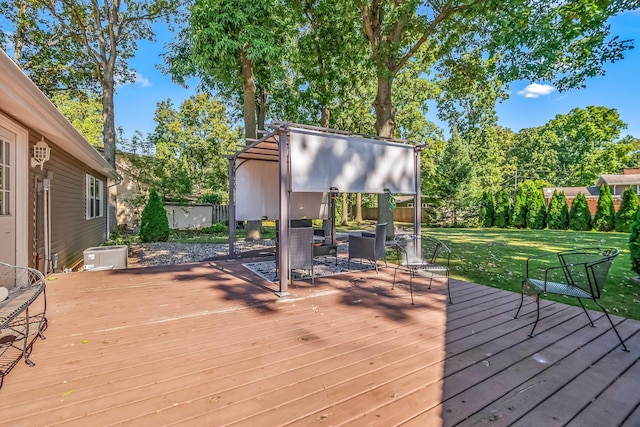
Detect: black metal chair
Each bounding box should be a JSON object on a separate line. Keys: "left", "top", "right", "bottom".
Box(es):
{"left": 287, "top": 227, "right": 315, "bottom": 282}
{"left": 348, "top": 223, "right": 388, "bottom": 272}
{"left": 514, "top": 247, "right": 629, "bottom": 352}
{"left": 393, "top": 235, "right": 451, "bottom": 304}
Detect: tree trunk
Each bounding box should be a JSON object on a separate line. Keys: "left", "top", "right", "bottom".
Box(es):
{"left": 241, "top": 46, "right": 262, "bottom": 240}
{"left": 12, "top": 0, "right": 26, "bottom": 61}
{"left": 375, "top": 77, "right": 396, "bottom": 239}
{"left": 102, "top": 75, "right": 117, "bottom": 232}
{"left": 320, "top": 104, "right": 330, "bottom": 128}
{"left": 257, "top": 86, "right": 267, "bottom": 132}
{"left": 356, "top": 193, "right": 363, "bottom": 223}
{"left": 341, "top": 193, "right": 349, "bottom": 225}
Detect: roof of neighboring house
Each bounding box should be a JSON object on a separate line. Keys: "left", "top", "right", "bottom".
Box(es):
{"left": 597, "top": 174, "right": 640, "bottom": 186}
{"left": 543, "top": 186, "right": 600, "bottom": 198}
{"left": 0, "top": 49, "right": 118, "bottom": 180}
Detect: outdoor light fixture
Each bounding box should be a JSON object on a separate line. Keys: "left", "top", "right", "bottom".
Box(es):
{"left": 31, "top": 138, "right": 50, "bottom": 169}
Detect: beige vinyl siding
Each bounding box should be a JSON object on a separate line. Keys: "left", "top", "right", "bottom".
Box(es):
{"left": 28, "top": 133, "right": 108, "bottom": 271}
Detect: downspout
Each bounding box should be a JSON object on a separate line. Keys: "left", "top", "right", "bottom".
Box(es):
{"left": 228, "top": 156, "right": 236, "bottom": 258}
{"left": 42, "top": 171, "right": 52, "bottom": 274}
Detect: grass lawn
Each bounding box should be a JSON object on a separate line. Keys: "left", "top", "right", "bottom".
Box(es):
{"left": 422, "top": 227, "right": 640, "bottom": 321}
{"left": 137, "top": 221, "right": 640, "bottom": 321}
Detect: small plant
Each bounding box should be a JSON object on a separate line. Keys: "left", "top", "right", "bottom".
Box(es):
{"left": 140, "top": 189, "right": 170, "bottom": 242}
{"left": 202, "top": 223, "right": 228, "bottom": 234}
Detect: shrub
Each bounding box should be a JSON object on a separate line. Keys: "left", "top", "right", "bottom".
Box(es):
{"left": 202, "top": 223, "right": 228, "bottom": 233}
{"left": 546, "top": 191, "right": 569, "bottom": 230}
{"left": 526, "top": 189, "right": 546, "bottom": 229}
{"left": 140, "top": 189, "right": 170, "bottom": 242}
{"left": 629, "top": 210, "right": 640, "bottom": 274}
{"left": 494, "top": 189, "right": 510, "bottom": 228}
{"left": 594, "top": 184, "right": 615, "bottom": 232}
{"left": 615, "top": 187, "right": 639, "bottom": 233}
{"left": 479, "top": 191, "right": 495, "bottom": 227}
{"left": 569, "top": 193, "right": 592, "bottom": 231}
{"left": 510, "top": 186, "right": 527, "bottom": 228}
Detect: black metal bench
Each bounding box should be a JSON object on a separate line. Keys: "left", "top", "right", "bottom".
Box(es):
{"left": 0, "top": 262, "right": 47, "bottom": 388}
{"left": 514, "top": 247, "right": 629, "bottom": 352}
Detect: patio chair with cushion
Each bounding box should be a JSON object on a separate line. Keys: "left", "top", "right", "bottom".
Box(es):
{"left": 288, "top": 227, "right": 315, "bottom": 282}
{"left": 514, "top": 247, "right": 629, "bottom": 352}
{"left": 348, "top": 222, "right": 388, "bottom": 272}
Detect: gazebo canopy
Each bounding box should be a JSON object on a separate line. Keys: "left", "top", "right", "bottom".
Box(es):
{"left": 228, "top": 122, "right": 423, "bottom": 295}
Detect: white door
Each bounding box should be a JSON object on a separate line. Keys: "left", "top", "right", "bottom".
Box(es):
{"left": 0, "top": 126, "right": 15, "bottom": 264}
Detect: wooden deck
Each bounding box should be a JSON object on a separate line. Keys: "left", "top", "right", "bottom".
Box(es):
{"left": 1, "top": 258, "right": 639, "bottom": 426}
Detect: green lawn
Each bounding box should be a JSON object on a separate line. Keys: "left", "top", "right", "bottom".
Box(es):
{"left": 421, "top": 227, "right": 640, "bottom": 321}
{"left": 131, "top": 222, "right": 640, "bottom": 320}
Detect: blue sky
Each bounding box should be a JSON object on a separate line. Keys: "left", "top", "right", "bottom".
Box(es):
{"left": 115, "top": 11, "right": 640, "bottom": 142}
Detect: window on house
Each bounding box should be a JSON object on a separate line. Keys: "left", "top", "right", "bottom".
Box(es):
{"left": 86, "top": 174, "right": 104, "bottom": 219}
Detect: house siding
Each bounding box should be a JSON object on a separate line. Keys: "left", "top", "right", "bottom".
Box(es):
{"left": 28, "top": 132, "right": 108, "bottom": 272}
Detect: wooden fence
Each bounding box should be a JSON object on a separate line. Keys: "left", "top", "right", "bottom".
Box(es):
{"left": 362, "top": 207, "right": 430, "bottom": 223}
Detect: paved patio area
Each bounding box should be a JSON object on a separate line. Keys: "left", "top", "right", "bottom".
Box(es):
{"left": 1, "top": 258, "right": 639, "bottom": 426}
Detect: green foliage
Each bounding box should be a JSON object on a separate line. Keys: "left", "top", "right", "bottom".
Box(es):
{"left": 569, "top": 193, "right": 592, "bottom": 231}
{"left": 629, "top": 210, "right": 640, "bottom": 274}
{"left": 510, "top": 186, "right": 527, "bottom": 228}
{"left": 546, "top": 191, "right": 569, "bottom": 230}
{"left": 616, "top": 187, "right": 639, "bottom": 233}
{"left": 202, "top": 223, "right": 228, "bottom": 234}
{"left": 197, "top": 191, "right": 223, "bottom": 205}
{"left": 594, "top": 184, "right": 615, "bottom": 232}
{"left": 429, "top": 132, "right": 476, "bottom": 226}
{"left": 51, "top": 91, "right": 104, "bottom": 147}
{"left": 526, "top": 188, "right": 546, "bottom": 229}
{"left": 149, "top": 94, "right": 240, "bottom": 202}
{"left": 140, "top": 190, "right": 170, "bottom": 243}
{"left": 493, "top": 189, "right": 510, "bottom": 228}
{"left": 479, "top": 191, "right": 495, "bottom": 227}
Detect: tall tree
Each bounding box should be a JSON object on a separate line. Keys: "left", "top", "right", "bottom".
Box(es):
{"left": 479, "top": 191, "right": 494, "bottom": 228}
{"left": 354, "top": 0, "right": 633, "bottom": 235}
{"left": 429, "top": 131, "right": 475, "bottom": 226}
{"left": 38, "top": 0, "right": 181, "bottom": 229}
{"left": 150, "top": 94, "right": 241, "bottom": 201}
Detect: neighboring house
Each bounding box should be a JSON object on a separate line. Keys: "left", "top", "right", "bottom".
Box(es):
{"left": 543, "top": 168, "right": 640, "bottom": 215}
{"left": 0, "top": 49, "right": 119, "bottom": 273}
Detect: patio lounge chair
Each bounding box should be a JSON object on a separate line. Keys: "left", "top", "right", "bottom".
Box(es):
{"left": 348, "top": 222, "right": 387, "bottom": 272}
{"left": 514, "top": 247, "right": 629, "bottom": 352}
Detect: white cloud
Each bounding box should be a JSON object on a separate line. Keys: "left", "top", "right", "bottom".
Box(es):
{"left": 134, "top": 72, "right": 152, "bottom": 88}
{"left": 517, "top": 83, "right": 555, "bottom": 99}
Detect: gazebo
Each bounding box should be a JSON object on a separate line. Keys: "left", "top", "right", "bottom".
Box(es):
{"left": 227, "top": 122, "right": 424, "bottom": 295}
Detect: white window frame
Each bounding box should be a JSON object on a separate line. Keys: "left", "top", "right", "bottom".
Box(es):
{"left": 86, "top": 174, "right": 104, "bottom": 220}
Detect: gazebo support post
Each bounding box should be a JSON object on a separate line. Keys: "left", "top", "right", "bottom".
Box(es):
{"left": 276, "top": 125, "right": 290, "bottom": 296}
{"left": 414, "top": 145, "right": 422, "bottom": 237}
{"left": 228, "top": 157, "right": 236, "bottom": 258}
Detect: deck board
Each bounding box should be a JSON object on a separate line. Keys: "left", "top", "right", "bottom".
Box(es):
{"left": 0, "top": 260, "right": 638, "bottom": 426}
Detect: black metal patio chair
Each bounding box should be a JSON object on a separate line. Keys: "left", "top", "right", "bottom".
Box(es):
{"left": 514, "top": 247, "right": 629, "bottom": 352}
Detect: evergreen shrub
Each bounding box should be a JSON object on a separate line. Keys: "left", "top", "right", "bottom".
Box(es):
{"left": 546, "top": 191, "right": 569, "bottom": 230}
{"left": 629, "top": 210, "right": 640, "bottom": 274}
{"left": 494, "top": 189, "right": 510, "bottom": 228}
{"left": 615, "top": 187, "right": 639, "bottom": 233}
{"left": 594, "top": 184, "right": 615, "bottom": 232}
{"left": 480, "top": 191, "right": 495, "bottom": 227}
{"left": 526, "top": 189, "right": 546, "bottom": 229}
{"left": 140, "top": 189, "right": 170, "bottom": 242}
{"left": 569, "top": 193, "right": 592, "bottom": 231}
